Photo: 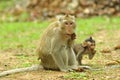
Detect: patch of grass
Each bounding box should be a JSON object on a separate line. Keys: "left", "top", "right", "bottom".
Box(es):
{"left": 0, "top": 22, "right": 49, "bottom": 50}
{"left": 0, "top": 0, "right": 15, "bottom": 10}
{"left": 64, "top": 72, "right": 88, "bottom": 80}
{"left": 76, "top": 16, "right": 120, "bottom": 42}
{"left": 0, "top": 16, "right": 120, "bottom": 51}
{"left": 14, "top": 54, "right": 39, "bottom": 68}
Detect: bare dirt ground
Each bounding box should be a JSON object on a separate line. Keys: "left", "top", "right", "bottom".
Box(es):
{"left": 0, "top": 30, "right": 120, "bottom": 80}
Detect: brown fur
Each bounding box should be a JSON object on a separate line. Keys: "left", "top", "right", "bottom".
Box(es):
{"left": 73, "top": 37, "right": 96, "bottom": 65}
{"left": 36, "top": 15, "right": 78, "bottom": 72}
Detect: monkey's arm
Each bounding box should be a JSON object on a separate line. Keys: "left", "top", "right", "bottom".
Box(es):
{"left": 50, "top": 38, "right": 56, "bottom": 54}
{"left": 50, "top": 37, "right": 68, "bottom": 71}
{"left": 0, "top": 65, "right": 43, "bottom": 77}
{"left": 76, "top": 48, "right": 85, "bottom": 65}
{"left": 68, "top": 47, "right": 78, "bottom": 70}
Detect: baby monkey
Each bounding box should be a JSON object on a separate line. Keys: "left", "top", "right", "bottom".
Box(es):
{"left": 73, "top": 37, "right": 96, "bottom": 65}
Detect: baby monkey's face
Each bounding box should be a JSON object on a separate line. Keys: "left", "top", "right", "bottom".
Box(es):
{"left": 83, "top": 37, "right": 96, "bottom": 60}
{"left": 86, "top": 41, "right": 96, "bottom": 51}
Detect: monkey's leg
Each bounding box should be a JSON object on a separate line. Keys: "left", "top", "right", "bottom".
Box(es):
{"left": 76, "top": 51, "right": 92, "bottom": 69}
{"left": 77, "top": 50, "right": 84, "bottom": 65}
{"left": 68, "top": 48, "right": 78, "bottom": 69}
{"left": 77, "top": 55, "right": 82, "bottom": 65}
{"left": 51, "top": 51, "right": 68, "bottom": 72}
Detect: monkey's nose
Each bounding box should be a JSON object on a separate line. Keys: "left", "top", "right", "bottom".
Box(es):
{"left": 91, "top": 46, "right": 95, "bottom": 49}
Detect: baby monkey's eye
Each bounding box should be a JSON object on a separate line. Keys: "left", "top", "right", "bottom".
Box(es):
{"left": 91, "top": 43, "right": 95, "bottom": 46}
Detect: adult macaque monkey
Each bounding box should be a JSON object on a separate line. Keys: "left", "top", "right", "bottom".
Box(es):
{"left": 73, "top": 37, "right": 96, "bottom": 65}
{"left": 0, "top": 14, "right": 78, "bottom": 77}
{"left": 37, "top": 14, "right": 78, "bottom": 71}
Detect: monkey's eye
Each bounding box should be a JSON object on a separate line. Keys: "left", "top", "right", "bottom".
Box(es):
{"left": 91, "top": 43, "right": 95, "bottom": 46}
{"left": 65, "top": 22, "right": 69, "bottom": 25}
{"left": 70, "top": 22, "right": 73, "bottom": 25}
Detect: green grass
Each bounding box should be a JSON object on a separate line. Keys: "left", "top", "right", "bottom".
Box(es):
{"left": 0, "top": 0, "right": 15, "bottom": 10}
{"left": 0, "top": 22, "right": 49, "bottom": 50}
{"left": 0, "top": 16, "right": 120, "bottom": 51}
{"left": 64, "top": 72, "right": 88, "bottom": 80}
{"left": 76, "top": 16, "right": 120, "bottom": 42}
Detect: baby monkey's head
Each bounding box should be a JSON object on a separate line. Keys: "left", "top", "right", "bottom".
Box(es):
{"left": 83, "top": 37, "right": 96, "bottom": 59}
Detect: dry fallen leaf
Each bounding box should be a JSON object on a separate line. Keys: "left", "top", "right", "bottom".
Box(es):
{"left": 101, "top": 48, "right": 111, "bottom": 53}
{"left": 105, "top": 61, "right": 120, "bottom": 66}
{"left": 114, "top": 44, "right": 120, "bottom": 50}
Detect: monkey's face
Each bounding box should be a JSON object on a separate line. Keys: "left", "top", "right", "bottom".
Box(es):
{"left": 87, "top": 41, "right": 96, "bottom": 50}
{"left": 84, "top": 37, "right": 96, "bottom": 50}
{"left": 83, "top": 37, "right": 96, "bottom": 60}
{"left": 86, "top": 41, "right": 96, "bottom": 59}
{"left": 83, "top": 41, "right": 95, "bottom": 50}
{"left": 60, "top": 15, "right": 76, "bottom": 35}
{"left": 64, "top": 20, "right": 76, "bottom": 35}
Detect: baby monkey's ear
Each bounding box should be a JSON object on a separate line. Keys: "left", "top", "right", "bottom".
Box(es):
{"left": 65, "top": 14, "right": 69, "bottom": 17}
{"left": 82, "top": 42, "right": 88, "bottom": 47}
{"left": 82, "top": 41, "right": 92, "bottom": 47}
{"left": 89, "top": 36, "right": 93, "bottom": 40}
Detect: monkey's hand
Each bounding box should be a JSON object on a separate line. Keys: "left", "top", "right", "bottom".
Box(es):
{"left": 71, "top": 33, "right": 76, "bottom": 40}
{"left": 73, "top": 68, "right": 85, "bottom": 72}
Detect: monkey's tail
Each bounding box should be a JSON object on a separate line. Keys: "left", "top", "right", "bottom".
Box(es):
{"left": 90, "top": 65, "right": 120, "bottom": 71}
{"left": 0, "top": 65, "right": 43, "bottom": 77}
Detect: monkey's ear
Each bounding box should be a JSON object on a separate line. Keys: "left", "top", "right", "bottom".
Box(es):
{"left": 56, "top": 15, "right": 64, "bottom": 22}
{"left": 89, "top": 36, "right": 92, "bottom": 40}
{"left": 70, "top": 15, "right": 75, "bottom": 20}
{"left": 82, "top": 42, "right": 88, "bottom": 47}
{"left": 65, "top": 14, "right": 69, "bottom": 17}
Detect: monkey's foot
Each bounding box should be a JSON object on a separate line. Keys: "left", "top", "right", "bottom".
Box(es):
{"left": 72, "top": 66, "right": 92, "bottom": 72}
{"left": 60, "top": 69, "right": 69, "bottom": 72}
{"left": 60, "top": 67, "right": 74, "bottom": 72}
{"left": 69, "top": 65, "right": 78, "bottom": 70}
{"left": 74, "top": 68, "right": 84, "bottom": 72}
{"left": 78, "top": 66, "right": 92, "bottom": 70}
